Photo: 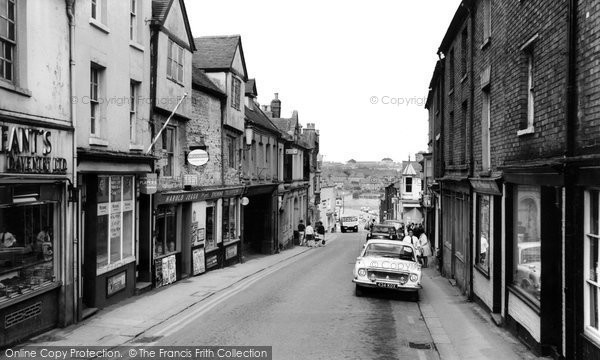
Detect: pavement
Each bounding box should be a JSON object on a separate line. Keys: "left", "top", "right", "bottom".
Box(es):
{"left": 22, "top": 232, "right": 548, "bottom": 360}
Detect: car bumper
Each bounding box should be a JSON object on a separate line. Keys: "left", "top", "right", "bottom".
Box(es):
{"left": 352, "top": 279, "right": 421, "bottom": 291}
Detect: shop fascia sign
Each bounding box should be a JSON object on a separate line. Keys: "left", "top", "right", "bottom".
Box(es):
{"left": 1, "top": 124, "right": 68, "bottom": 175}
{"left": 157, "top": 187, "right": 244, "bottom": 204}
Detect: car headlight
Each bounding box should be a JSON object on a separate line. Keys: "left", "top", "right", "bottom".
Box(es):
{"left": 358, "top": 269, "right": 367, "bottom": 277}
{"left": 410, "top": 274, "right": 418, "bottom": 282}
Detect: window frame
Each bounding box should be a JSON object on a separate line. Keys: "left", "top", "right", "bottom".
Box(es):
{"left": 167, "top": 39, "right": 184, "bottom": 84}
{"left": 461, "top": 26, "right": 468, "bottom": 78}
{"left": 226, "top": 135, "right": 236, "bottom": 169}
{"left": 129, "top": 81, "right": 138, "bottom": 143}
{"left": 161, "top": 126, "right": 176, "bottom": 177}
{"left": 0, "top": 0, "right": 16, "bottom": 83}
{"left": 585, "top": 189, "right": 600, "bottom": 342}
{"left": 231, "top": 76, "right": 241, "bottom": 110}
{"left": 475, "top": 194, "right": 491, "bottom": 275}
{"left": 90, "top": 66, "right": 100, "bottom": 136}
{"left": 481, "top": 89, "right": 491, "bottom": 171}
{"left": 91, "top": 0, "right": 98, "bottom": 19}
{"left": 482, "top": 0, "right": 491, "bottom": 43}
{"left": 129, "top": 0, "right": 136, "bottom": 41}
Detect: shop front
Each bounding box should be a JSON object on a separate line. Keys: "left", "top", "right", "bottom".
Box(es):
{"left": 151, "top": 186, "right": 243, "bottom": 287}
{"left": 503, "top": 169, "right": 563, "bottom": 356}
{"left": 78, "top": 151, "right": 154, "bottom": 313}
{"left": 0, "top": 121, "right": 73, "bottom": 345}
{"left": 470, "top": 178, "right": 502, "bottom": 315}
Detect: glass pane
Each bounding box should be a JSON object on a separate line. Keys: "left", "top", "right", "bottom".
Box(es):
{"left": 7, "top": 0, "right": 13, "bottom": 20}
{"left": 591, "top": 237, "right": 599, "bottom": 283}
{"left": 592, "top": 284, "right": 599, "bottom": 330}
{"left": 123, "top": 176, "right": 133, "bottom": 201}
{"left": 478, "top": 195, "right": 490, "bottom": 269}
{"left": 592, "top": 190, "right": 599, "bottom": 235}
{"left": 110, "top": 211, "right": 121, "bottom": 263}
{"left": 514, "top": 185, "right": 541, "bottom": 303}
{"left": 166, "top": 206, "right": 176, "bottom": 253}
{"left": 110, "top": 176, "right": 122, "bottom": 203}
{"left": 122, "top": 211, "right": 133, "bottom": 258}
{"left": 206, "top": 206, "right": 215, "bottom": 250}
{"left": 4, "top": 57, "right": 9, "bottom": 81}
{"left": 97, "top": 214, "right": 108, "bottom": 267}
{"left": 5, "top": 42, "right": 11, "bottom": 61}
{"left": 7, "top": 20, "right": 12, "bottom": 40}
{"left": 0, "top": 0, "right": 6, "bottom": 18}
{"left": 155, "top": 211, "right": 166, "bottom": 257}
{"left": 0, "top": 18, "right": 7, "bottom": 38}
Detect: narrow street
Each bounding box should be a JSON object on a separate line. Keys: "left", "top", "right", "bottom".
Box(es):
{"left": 130, "top": 231, "right": 437, "bottom": 360}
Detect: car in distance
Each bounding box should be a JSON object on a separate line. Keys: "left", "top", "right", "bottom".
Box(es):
{"left": 383, "top": 220, "right": 404, "bottom": 232}
{"left": 340, "top": 216, "right": 359, "bottom": 233}
{"left": 353, "top": 240, "right": 422, "bottom": 300}
{"left": 366, "top": 224, "right": 399, "bottom": 241}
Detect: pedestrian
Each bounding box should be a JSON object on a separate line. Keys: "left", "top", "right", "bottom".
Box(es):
{"left": 298, "top": 220, "right": 306, "bottom": 246}
{"left": 316, "top": 221, "right": 326, "bottom": 246}
{"left": 402, "top": 229, "right": 421, "bottom": 260}
{"left": 418, "top": 230, "right": 432, "bottom": 267}
{"left": 305, "top": 222, "right": 315, "bottom": 247}
{"left": 0, "top": 228, "right": 16, "bottom": 248}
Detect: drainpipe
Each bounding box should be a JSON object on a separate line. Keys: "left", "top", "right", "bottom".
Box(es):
{"left": 468, "top": 1, "right": 475, "bottom": 300}
{"left": 564, "top": 0, "right": 577, "bottom": 358}
{"left": 66, "top": 0, "right": 78, "bottom": 324}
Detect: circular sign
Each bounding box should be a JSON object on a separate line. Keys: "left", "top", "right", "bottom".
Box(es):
{"left": 187, "top": 149, "right": 209, "bottom": 166}
{"left": 241, "top": 197, "right": 250, "bottom": 206}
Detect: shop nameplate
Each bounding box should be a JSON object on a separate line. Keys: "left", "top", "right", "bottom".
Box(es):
{"left": 139, "top": 173, "right": 158, "bottom": 195}
{"left": 157, "top": 187, "right": 244, "bottom": 204}
{"left": 107, "top": 271, "right": 127, "bottom": 296}
{"left": 225, "top": 245, "right": 238, "bottom": 260}
{"left": 0, "top": 124, "right": 70, "bottom": 175}
{"left": 206, "top": 254, "right": 218, "bottom": 269}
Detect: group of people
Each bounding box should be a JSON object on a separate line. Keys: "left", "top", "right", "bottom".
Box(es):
{"left": 400, "top": 224, "right": 431, "bottom": 267}
{"left": 297, "top": 220, "right": 326, "bottom": 247}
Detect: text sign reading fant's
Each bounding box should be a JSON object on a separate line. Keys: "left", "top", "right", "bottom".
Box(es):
{"left": 0, "top": 124, "right": 69, "bottom": 175}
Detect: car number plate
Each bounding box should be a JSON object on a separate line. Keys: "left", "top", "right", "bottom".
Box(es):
{"left": 376, "top": 282, "right": 398, "bottom": 289}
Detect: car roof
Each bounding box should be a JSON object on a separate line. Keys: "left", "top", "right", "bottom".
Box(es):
{"left": 372, "top": 224, "right": 396, "bottom": 229}
{"left": 365, "top": 239, "right": 414, "bottom": 248}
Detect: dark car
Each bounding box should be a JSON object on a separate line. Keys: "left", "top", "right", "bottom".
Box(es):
{"left": 366, "top": 224, "right": 398, "bottom": 241}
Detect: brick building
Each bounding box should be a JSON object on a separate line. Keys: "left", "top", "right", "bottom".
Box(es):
{"left": 426, "top": 0, "right": 600, "bottom": 358}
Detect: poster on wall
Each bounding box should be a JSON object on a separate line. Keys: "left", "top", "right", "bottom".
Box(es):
{"left": 225, "top": 245, "right": 238, "bottom": 260}
{"left": 154, "top": 259, "right": 164, "bottom": 287}
{"left": 167, "top": 255, "right": 176, "bottom": 284}
{"left": 107, "top": 271, "right": 127, "bottom": 296}
{"left": 206, "top": 254, "right": 218, "bottom": 269}
{"left": 193, "top": 248, "right": 206, "bottom": 275}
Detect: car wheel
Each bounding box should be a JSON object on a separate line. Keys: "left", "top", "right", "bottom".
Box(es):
{"left": 355, "top": 285, "right": 365, "bottom": 297}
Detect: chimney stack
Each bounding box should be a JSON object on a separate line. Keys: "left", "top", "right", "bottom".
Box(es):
{"left": 270, "top": 93, "right": 281, "bottom": 118}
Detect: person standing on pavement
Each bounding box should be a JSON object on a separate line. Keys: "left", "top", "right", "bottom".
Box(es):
{"left": 305, "top": 222, "right": 315, "bottom": 247}
{"left": 316, "top": 221, "right": 326, "bottom": 246}
{"left": 418, "top": 230, "right": 432, "bottom": 267}
{"left": 298, "top": 220, "right": 306, "bottom": 246}
{"left": 403, "top": 229, "right": 421, "bottom": 261}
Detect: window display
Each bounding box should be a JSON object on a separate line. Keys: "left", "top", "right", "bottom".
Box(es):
{"left": 0, "top": 200, "right": 55, "bottom": 301}
{"left": 222, "top": 198, "right": 237, "bottom": 243}
{"left": 476, "top": 195, "right": 491, "bottom": 273}
{"left": 513, "top": 185, "right": 541, "bottom": 304}
{"left": 97, "top": 175, "right": 135, "bottom": 272}
{"left": 155, "top": 205, "right": 177, "bottom": 257}
{"left": 205, "top": 204, "right": 217, "bottom": 251}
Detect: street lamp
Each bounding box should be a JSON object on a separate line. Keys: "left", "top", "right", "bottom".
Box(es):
{"left": 245, "top": 126, "right": 254, "bottom": 148}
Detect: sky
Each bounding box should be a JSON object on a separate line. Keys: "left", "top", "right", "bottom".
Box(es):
{"left": 184, "top": 0, "right": 460, "bottom": 163}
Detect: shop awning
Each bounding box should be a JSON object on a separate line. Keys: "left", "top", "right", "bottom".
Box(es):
{"left": 78, "top": 160, "right": 153, "bottom": 174}
{"left": 469, "top": 177, "right": 502, "bottom": 196}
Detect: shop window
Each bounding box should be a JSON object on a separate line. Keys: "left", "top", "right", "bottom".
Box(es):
{"left": 205, "top": 204, "right": 217, "bottom": 251}
{"left": 512, "top": 185, "right": 541, "bottom": 304}
{"left": 585, "top": 190, "right": 600, "bottom": 340}
{"left": 154, "top": 205, "right": 177, "bottom": 257}
{"left": 222, "top": 198, "right": 237, "bottom": 243}
{"left": 96, "top": 175, "right": 135, "bottom": 272}
{"left": 476, "top": 194, "right": 491, "bottom": 274}
{"left": 0, "top": 189, "right": 55, "bottom": 301}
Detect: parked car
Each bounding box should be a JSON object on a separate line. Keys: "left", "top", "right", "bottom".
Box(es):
{"left": 366, "top": 224, "right": 398, "bottom": 241}
{"left": 340, "top": 216, "right": 359, "bottom": 233}
{"left": 384, "top": 220, "right": 404, "bottom": 232}
{"left": 515, "top": 241, "right": 541, "bottom": 300}
{"left": 353, "top": 240, "right": 422, "bottom": 300}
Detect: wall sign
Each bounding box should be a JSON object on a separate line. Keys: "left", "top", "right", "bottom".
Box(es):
{"left": 107, "top": 271, "right": 127, "bottom": 296}
{"left": 206, "top": 254, "right": 218, "bottom": 269}
{"left": 225, "top": 245, "right": 238, "bottom": 260}
{"left": 285, "top": 149, "right": 298, "bottom": 155}
{"left": 192, "top": 248, "right": 206, "bottom": 275}
{"left": 0, "top": 124, "right": 70, "bottom": 175}
{"left": 139, "top": 173, "right": 158, "bottom": 195}
{"left": 187, "top": 149, "right": 209, "bottom": 166}
{"left": 156, "top": 187, "right": 244, "bottom": 205}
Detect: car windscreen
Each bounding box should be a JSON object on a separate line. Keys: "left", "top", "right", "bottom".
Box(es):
{"left": 371, "top": 225, "right": 395, "bottom": 233}
{"left": 342, "top": 217, "right": 358, "bottom": 222}
{"left": 363, "top": 243, "right": 415, "bottom": 261}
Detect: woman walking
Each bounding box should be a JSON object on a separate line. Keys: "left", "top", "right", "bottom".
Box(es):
{"left": 305, "top": 222, "right": 315, "bottom": 247}
{"left": 418, "top": 230, "right": 432, "bottom": 267}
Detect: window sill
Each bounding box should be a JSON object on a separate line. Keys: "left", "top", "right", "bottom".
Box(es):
{"left": 448, "top": 88, "right": 455, "bottom": 96}
{"left": 517, "top": 126, "right": 535, "bottom": 137}
{"left": 89, "top": 18, "right": 110, "bottom": 34}
{"left": 129, "top": 41, "right": 145, "bottom": 52}
{"left": 460, "top": 74, "right": 468, "bottom": 83}
{"left": 167, "top": 76, "right": 185, "bottom": 87}
{"left": 0, "top": 282, "right": 61, "bottom": 310}
{"left": 480, "top": 37, "right": 491, "bottom": 50}
{"left": 474, "top": 263, "right": 490, "bottom": 279}
{"left": 129, "top": 144, "right": 144, "bottom": 152}
{"left": 89, "top": 137, "right": 109, "bottom": 147}
{"left": 508, "top": 285, "right": 541, "bottom": 314}
{"left": 0, "top": 80, "right": 32, "bottom": 97}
